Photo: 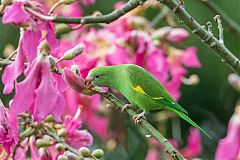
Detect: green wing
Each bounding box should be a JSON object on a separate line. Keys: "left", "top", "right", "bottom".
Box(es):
{"left": 123, "top": 64, "right": 212, "bottom": 139}
{"left": 124, "top": 64, "right": 188, "bottom": 115}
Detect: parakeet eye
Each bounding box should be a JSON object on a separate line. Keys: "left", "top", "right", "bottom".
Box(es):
{"left": 95, "top": 74, "right": 100, "bottom": 78}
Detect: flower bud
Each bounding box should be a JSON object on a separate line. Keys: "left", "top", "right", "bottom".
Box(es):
{"left": 127, "top": 17, "right": 148, "bottom": 29}
{"left": 60, "top": 44, "right": 84, "bottom": 61}
{"left": 19, "top": 127, "right": 36, "bottom": 137}
{"left": 151, "top": 27, "right": 189, "bottom": 43}
{"left": 44, "top": 115, "right": 54, "bottom": 122}
{"left": 58, "top": 155, "right": 68, "bottom": 160}
{"left": 38, "top": 40, "right": 50, "bottom": 56}
{"left": 228, "top": 73, "right": 240, "bottom": 92}
{"left": 166, "top": 28, "right": 189, "bottom": 42}
{"left": 62, "top": 67, "right": 85, "bottom": 93}
{"left": 36, "top": 139, "right": 50, "bottom": 148}
{"left": 56, "top": 23, "right": 72, "bottom": 38}
{"left": 56, "top": 143, "right": 66, "bottom": 152}
{"left": 1, "top": 0, "right": 12, "bottom": 6}
{"left": 92, "top": 149, "right": 104, "bottom": 159}
{"left": 79, "top": 147, "right": 91, "bottom": 157}
{"left": 60, "top": 0, "right": 75, "bottom": 5}
{"left": 57, "top": 128, "right": 67, "bottom": 138}
{"left": 42, "top": 135, "right": 53, "bottom": 142}
{"left": 65, "top": 152, "right": 79, "bottom": 160}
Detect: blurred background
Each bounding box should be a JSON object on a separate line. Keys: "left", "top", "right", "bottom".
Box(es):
{"left": 0, "top": 0, "right": 240, "bottom": 159}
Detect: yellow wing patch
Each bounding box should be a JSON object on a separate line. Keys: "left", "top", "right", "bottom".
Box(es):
{"left": 131, "top": 85, "right": 164, "bottom": 100}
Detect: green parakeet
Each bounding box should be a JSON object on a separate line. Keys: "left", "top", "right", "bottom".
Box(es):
{"left": 85, "top": 64, "right": 212, "bottom": 139}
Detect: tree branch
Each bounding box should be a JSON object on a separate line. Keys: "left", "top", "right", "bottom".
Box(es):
{"left": 94, "top": 90, "right": 185, "bottom": 160}
{"left": 159, "top": 0, "right": 240, "bottom": 75}
{"left": 53, "top": 0, "right": 147, "bottom": 24}
{"left": 200, "top": 0, "right": 240, "bottom": 35}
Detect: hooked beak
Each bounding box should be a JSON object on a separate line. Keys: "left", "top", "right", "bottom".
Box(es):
{"left": 85, "top": 77, "right": 92, "bottom": 85}
{"left": 85, "top": 76, "right": 95, "bottom": 89}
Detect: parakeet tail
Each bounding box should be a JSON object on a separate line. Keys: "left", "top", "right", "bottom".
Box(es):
{"left": 169, "top": 108, "right": 212, "bottom": 139}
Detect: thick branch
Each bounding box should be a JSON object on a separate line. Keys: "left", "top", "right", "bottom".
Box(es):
{"left": 200, "top": 0, "right": 240, "bottom": 35}
{"left": 159, "top": 0, "right": 240, "bottom": 75}
{"left": 98, "top": 91, "right": 185, "bottom": 160}
{"left": 53, "top": 0, "right": 147, "bottom": 24}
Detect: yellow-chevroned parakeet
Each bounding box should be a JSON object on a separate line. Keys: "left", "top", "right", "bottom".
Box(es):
{"left": 85, "top": 64, "right": 212, "bottom": 139}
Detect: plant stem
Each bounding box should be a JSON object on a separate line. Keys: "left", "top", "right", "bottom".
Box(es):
{"left": 150, "top": 6, "right": 170, "bottom": 28}
{"left": 53, "top": 0, "right": 147, "bottom": 24}
{"left": 159, "top": 0, "right": 240, "bottom": 74}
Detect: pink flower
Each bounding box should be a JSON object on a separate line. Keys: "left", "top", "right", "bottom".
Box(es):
{"left": 2, "top": 2, "right": 30, "bottom": 25}
{"left": 64, "top": 115, "right": 93, "bottom": 149}
{"left": 2, "top": 29, "right": 41, "bottom": 94}
{"left": 215, "top": 105, "right": 240, "bottom": 160}
{"left": 10, "top": 53, "right": 65, "bottom": 122}
{"left": 0, "top": 102, "right": 18, "bottom": 154}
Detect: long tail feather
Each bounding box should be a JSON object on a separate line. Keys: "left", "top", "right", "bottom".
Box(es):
{"left": 168, "top": 108, "right": 212, "bottom": 139}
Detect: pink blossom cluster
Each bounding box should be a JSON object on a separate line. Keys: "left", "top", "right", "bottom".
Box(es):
{"left": 0, "top": 0, "right": 203, "bottom": 159}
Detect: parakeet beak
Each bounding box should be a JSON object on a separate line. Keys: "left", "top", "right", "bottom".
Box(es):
{"left": 85, "top": 77, "right": 92, "bottom": 85}
{"left": 85, "top": 76, "right": 96, "bottom": 89}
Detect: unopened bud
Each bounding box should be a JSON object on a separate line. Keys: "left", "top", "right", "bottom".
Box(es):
{"left": 65, "top": 152, "right": 79, "bottom": 160}
{"left": 19, "top": 127, "right": 36, "bottom": 137}
{"left": 228, "top": 73, "right": 240, "bottom": 92}
{"left": 38, "top": 40, "right": 50, "bottom": 56}
{"left": 61, "top": 44, "right": 84, "bottom": 61}
{"left": 60, "top": 0, "right": 75, "bottom": 5}
{"left": 44, "top": 115, "right": 54, "bottom": 122}
{"left": 58, "top": 155, "right": 68, "bottom": 160}
{"left": 56, "top": 143, "right": 66, "bottom": 152}
{"left": 36, "top": 139, "right": 50, "bottom": 148}
{"left": 1, "top": 0, "right": 12, "bottom": 6}
{"left": 57, "top": 128, "right": 67, "bottom": 138}
{"left": 92, "top": 149, "right": 104, "bottom": 159}
{"left": 56, "top": 23, "right": 72, "bottom": 38}
{"left": 42, "top": 135, "right": 53, "bottom": 142}
{"left": 127, "top": 17, "right": 148, "bottom": 29}
{"left": 79, "top": 147, "right": 91, "bottom": 157}
{"left": 62, "top": 67, "right": 85, "bottom": 93}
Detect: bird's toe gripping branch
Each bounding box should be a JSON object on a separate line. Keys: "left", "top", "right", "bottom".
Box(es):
{"left": 121, "top": 104, "right": 134, "bottom": 112}
{"left": 133, "top": 111, "right": 146, "bottom": 124}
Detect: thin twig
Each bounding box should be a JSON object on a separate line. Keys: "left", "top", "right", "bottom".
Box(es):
{"left": 200, "top": 0, "right": 240, "bottom": 35}
{"left": 214, "top": 15, "right": 224, "bottom": 45}
{"left": 150, "top": 6, "right": 170, "bottom": 28}
{"left": 159, "top": 0, "right": 240, "bottom": 75}
{"left": 53, "top": 0, "right": 148, "bottom": 24}
{"left": 93, "top": 89, "right": 185, "bottom": 160}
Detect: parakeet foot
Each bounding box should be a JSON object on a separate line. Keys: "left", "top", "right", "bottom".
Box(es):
{"left": 133, "top": 112, "right": 146, "bottom": 124}
{"left": 121, "top": 104, "right": 133, "bottom": 112}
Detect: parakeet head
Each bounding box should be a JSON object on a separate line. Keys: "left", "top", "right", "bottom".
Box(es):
{"left": 85, "top": 66, "right": 113, "bottom": 87}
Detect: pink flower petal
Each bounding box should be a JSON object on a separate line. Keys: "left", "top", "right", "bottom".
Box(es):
{"left": 215, "top": 113, "right": 240, "bottom": 160}
{"left": 34, "top": 58, "right": 65, "bottom": 122}
{"left": 182, "top": 47, "right": 201, "bottom": 68}
{"left": 62, "top": 67, "right": 85, "bottom": 93}
{"left": 2, "top": 2, "right": 30, "bottom": 25}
